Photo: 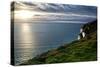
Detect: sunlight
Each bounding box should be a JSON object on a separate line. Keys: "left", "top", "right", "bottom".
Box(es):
{"left": 21, "top": 23, "right": 32, "bottom": 43}
{"left": 14, "top": 10, "right": 47, "bottom": 20}
{"left": 14, "top": 10, "right": 34, "bottom": 20}
{"left": 22, "top": 23, "right": 30, "bottom": 32}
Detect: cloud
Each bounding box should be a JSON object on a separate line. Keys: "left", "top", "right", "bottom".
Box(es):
{"left": 13, "top": 1, "right": 97, "bottom": 23}
{"left": 14, "top": 2, "right": 97, "bottom": 13}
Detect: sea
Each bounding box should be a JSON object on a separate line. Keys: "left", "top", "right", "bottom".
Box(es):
{"left": 14, "top": 21, "right": 83, "bottom": 65}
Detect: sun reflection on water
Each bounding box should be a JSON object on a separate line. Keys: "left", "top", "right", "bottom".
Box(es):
{"left": 16, "top": 22, "right": 36, "bottom": 63}
{"left": 20, "top": 23, "right": 33, "bottom": 45}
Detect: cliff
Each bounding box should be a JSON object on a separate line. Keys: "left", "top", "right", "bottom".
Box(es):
{"left": 78, "top": 20, "right": 97, "bottom": 40}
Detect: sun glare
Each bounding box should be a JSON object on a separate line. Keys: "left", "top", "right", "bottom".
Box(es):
{"left": 15, "top": 10, "right": 34, "bottom": 20}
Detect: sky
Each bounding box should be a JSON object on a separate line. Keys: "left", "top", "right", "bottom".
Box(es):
{"left": 12, "top": 1, "right": 97, "bottom": 23}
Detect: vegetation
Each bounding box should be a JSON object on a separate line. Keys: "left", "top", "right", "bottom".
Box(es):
{"left": 20, "top": 20, "right": 97, "bottom": 65}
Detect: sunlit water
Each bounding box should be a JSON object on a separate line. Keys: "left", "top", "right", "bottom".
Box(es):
{"left": 14, "top": 21, "right": 82, "bottom": 65}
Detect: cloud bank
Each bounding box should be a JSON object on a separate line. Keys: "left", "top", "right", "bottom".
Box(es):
{"left": 12, "top": 1, "right": 97, "bottom": 23}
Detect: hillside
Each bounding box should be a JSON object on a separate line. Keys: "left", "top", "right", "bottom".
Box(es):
{"left": 20, "top": 20, "right": 97, "bottom": 65}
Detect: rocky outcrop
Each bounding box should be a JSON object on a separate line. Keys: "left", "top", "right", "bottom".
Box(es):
{"left": 78, "top": 20, "right": 97, "bottom": 40}
{"left": 78, "top": 28, "right": 86, "bottom": 40}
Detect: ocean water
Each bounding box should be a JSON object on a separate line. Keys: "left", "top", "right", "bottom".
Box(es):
{"left": 14, "top": 21, "right": 82, "bottom": 65}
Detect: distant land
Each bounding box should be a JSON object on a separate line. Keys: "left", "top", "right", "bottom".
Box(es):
{"left": 20, "top": 20, "right": 97, "bottom": 65}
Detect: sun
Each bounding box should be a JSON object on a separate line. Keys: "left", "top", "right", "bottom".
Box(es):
{"left": 14, "top": 10, "right": 34, "bottom": 20}
{"left": 14, "top": 10, "right": 48, "bottom": 21}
